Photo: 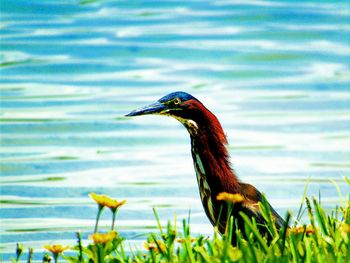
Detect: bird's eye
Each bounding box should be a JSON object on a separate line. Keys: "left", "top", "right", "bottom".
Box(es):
{"left": 173, "top": 98, "right": 181, "bottom": 105}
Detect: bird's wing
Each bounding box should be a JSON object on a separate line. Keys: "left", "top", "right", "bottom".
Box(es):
{"left": 239, "top": 183, "right": 285, "bottom": 228}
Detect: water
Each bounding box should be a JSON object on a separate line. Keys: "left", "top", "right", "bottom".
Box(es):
{"left": 1, "top": 0, "right": 350, "bottom": 261}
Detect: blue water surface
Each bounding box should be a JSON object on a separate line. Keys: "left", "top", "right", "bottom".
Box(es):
{"left": 1, "top": 0, "right": 350, "bottom": 261}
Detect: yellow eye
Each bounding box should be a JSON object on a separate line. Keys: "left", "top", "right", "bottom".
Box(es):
{"left": 174, "top": 98, "right": 181, "bottom": 105}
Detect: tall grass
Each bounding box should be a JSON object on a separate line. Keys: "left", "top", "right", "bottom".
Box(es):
{"left": 12, "top": 180, "right": 350, "bottom": 263}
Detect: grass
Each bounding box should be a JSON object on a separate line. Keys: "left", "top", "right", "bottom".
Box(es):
{"left": 11, "top": 180, "right": 350, "bottom": 263}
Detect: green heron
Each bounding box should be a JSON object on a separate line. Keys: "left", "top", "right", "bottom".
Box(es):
{"left": 126, "top": 91, "right": 285, "bottom": 240}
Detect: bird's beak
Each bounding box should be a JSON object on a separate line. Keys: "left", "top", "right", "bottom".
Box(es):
{"left": 125, "top": 101, "right": 167, "bottom": 117}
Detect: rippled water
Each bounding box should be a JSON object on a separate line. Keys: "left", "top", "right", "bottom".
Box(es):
{"left": 1, "top": 0, "right": 350, "bottom": 261}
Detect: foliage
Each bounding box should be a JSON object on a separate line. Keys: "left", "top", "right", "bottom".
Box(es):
{"left": 11, "top": 181, "right": 350, "bottom": 263}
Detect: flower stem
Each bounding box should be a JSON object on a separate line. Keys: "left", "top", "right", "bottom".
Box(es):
{"left": 111, "top": 209, "right": 117, "bottom": 230}
{"left": 27, "top": 248, "right": 33, "bottom": 263}
{"left": 76, "top": 232, "right": 84, "bottom": 262}
{"left": 97, "top": 244, "right": 105, "bottom": 263}
{"left": 94, "top": 206, "right": 104, "bottom": 233}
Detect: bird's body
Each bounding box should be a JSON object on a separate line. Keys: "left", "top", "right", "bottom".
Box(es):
{"left": 126, "top": 91, "right": 285, "bottom": 240}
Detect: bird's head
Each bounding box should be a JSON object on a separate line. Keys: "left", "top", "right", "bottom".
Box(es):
{"left": 126, "top": 91, "right": 224, "bottom": 139}
{"left": 125, "top": 91, "right": 197, "bottom": 117}
{"left": 126, "top": 92, "right": 200, "bottom": 128}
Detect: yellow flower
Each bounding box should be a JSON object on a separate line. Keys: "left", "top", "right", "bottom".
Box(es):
{"left": 176, "top": 238, "right": 197, "bottom": 243}
{"left": 44, "top": 244, "right": 69, "bottom": 254}
{"left": 89, "top": 192, "right": 126, "bottom": 210}
{"left": 90, "top": 231, "right": 118, "bottom": 244}
{"left": 144, "top": 240, "right": 166, "bottom": 253}
{"left": 216, "top": 192, "right": 245, "bottom": 203}
{"left": 305, "top": 225, "right": 315, "bottom": 235}
{"left": 290, "top": 225, "right": 315, "bottom": 235}
{"left": 89, "top": 193, "right": 126, "bottom": 232}
{"left": 341, "top": 223, "right": 350, "bottom": 233}
{"left": 108, "top": 199, "right": 127, "bottom": 211}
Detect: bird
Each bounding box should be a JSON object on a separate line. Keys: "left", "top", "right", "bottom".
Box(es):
{"left": 126, "top": 91, "right": 285, "bottom": 242}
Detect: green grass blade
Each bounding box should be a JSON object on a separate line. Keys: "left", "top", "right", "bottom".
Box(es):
{"left": 313, "top": 197, "right": 329, "bottom": 236}
{"left": 152, "top": 208, "right": 164, "bottom": 236}
{"left": 280, "top": 211, "right": 292, "bottom": 255}
{"left": 239, "top": 212, "right": 269, "bottom": 253}
{"left": 295, "top": 178, "right": 310, "bottom": 226}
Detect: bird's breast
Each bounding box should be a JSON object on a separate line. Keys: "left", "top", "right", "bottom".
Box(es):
{"left": 191, "top": 148, "right": 216, "bottom": 224}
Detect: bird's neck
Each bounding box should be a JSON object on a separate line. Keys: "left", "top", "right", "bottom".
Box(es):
{"left": 179, "top": 105, "right": 240, "bottom": 195}
{"left": 190, "top": 124, "right": 240, "bottom": 194}
{"left": 181, "top": 106, "right": 240, "bottom": 224}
